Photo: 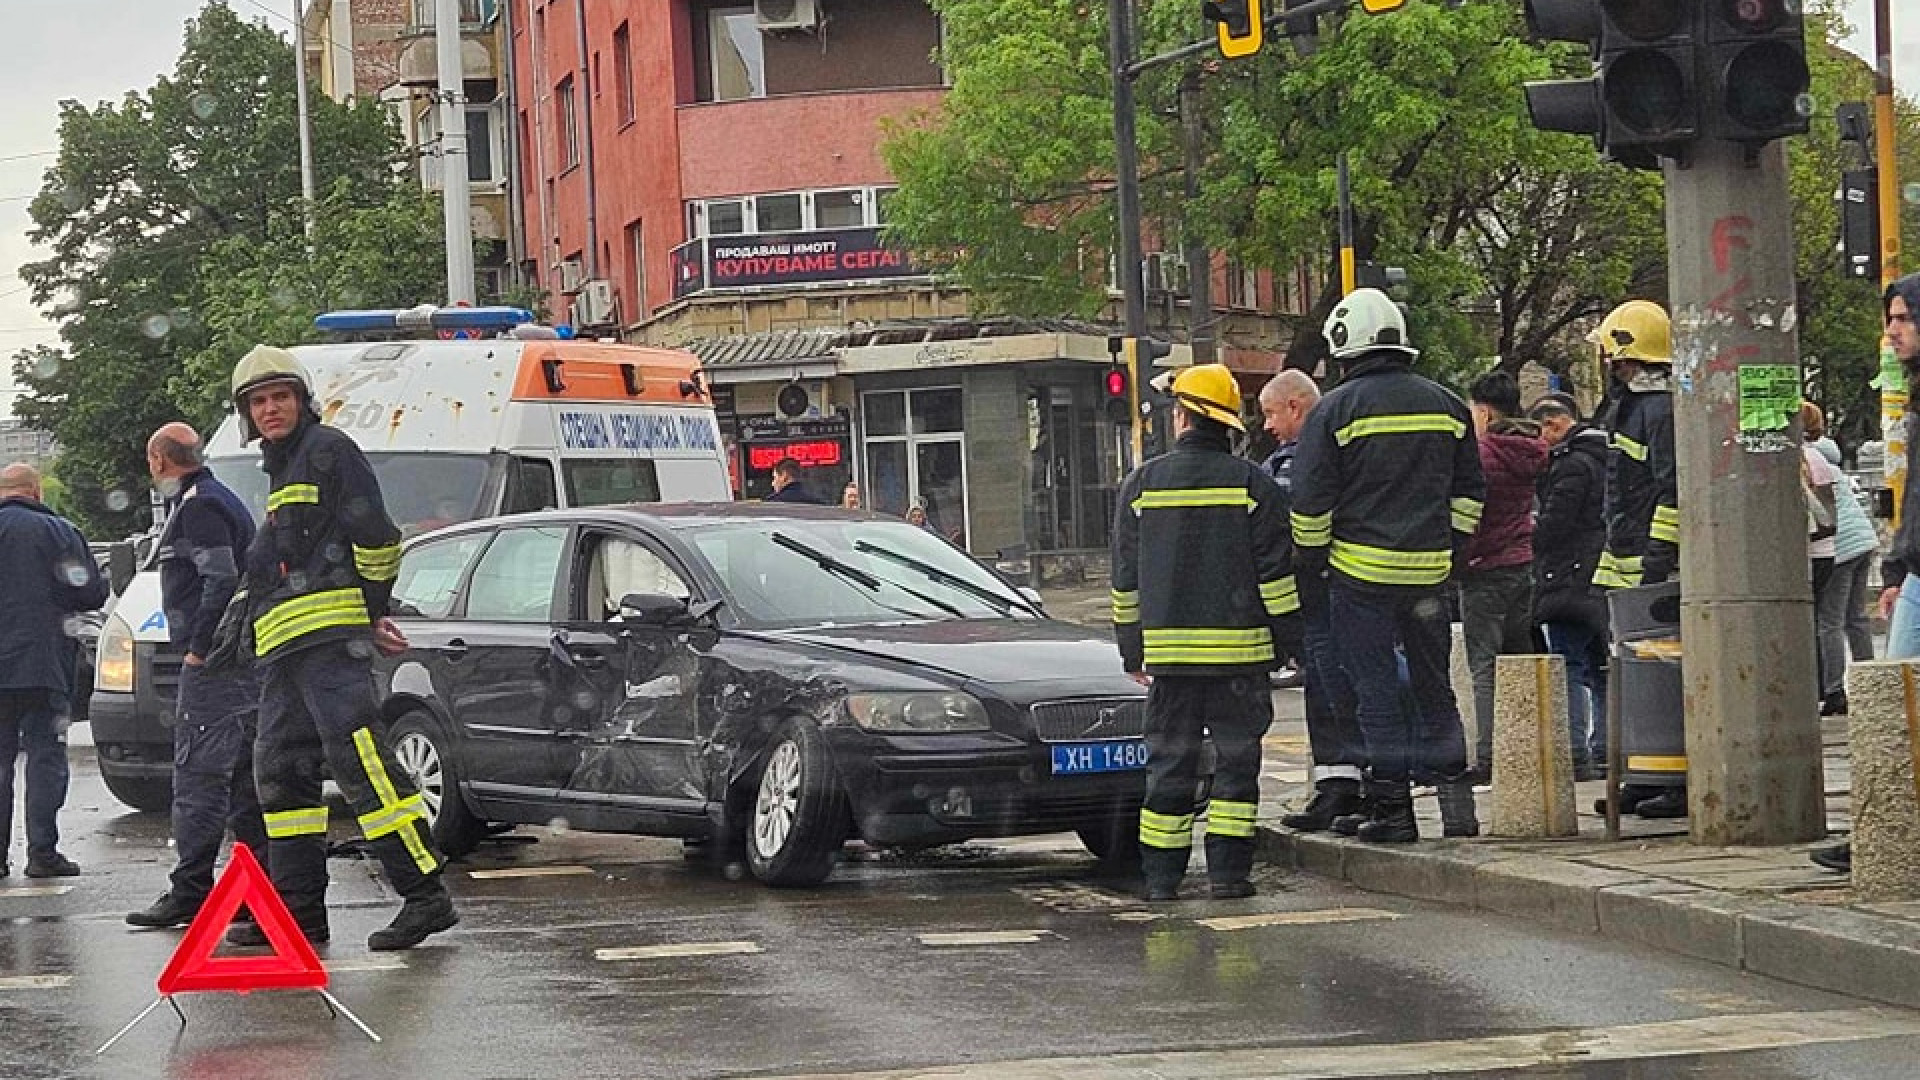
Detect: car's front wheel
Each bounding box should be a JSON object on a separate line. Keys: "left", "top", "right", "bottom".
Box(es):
{"left": 1076, "top": 810, "right": 1142, "bottom": 865}
{"left": 390, "top": 712, "right": 488, "bottom": 859}
{"left": 746, "top": 720, "right": 846, "bottom": 887}
{"left": 101, "top": 769, "right": 172, "bottom": 814}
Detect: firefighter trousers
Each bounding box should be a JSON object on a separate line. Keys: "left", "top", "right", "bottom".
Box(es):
{"left": 255, "top": 640, "right": 446, "bottom": 925}
{"left": 169, "top": 664, "right": 267, "bottom": 901}
{"left": 1137, "top": 673, "right": 1273, "bottom": 890}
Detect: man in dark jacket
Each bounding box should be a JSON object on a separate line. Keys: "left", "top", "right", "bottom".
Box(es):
{"left": 1111, "top": 364, "right": 1297, "bottom": 900}
{"left": 1528, "top": 393, "right": 1610, "bottom": 779}
{"left": 1292, "top": 289, "right": 1486, "bottom": 843}
{"left": 126, "top": 424, "right": 270, "bottom": 928}
{"left": 230, "top": 344, "right": 457, "bottom": 951}
{"left": 764, "top": 459, "right": 825, "bottom": 504}
{"left": 1459, "top": 372, "right": 1548, "bottom": 781}
{"left": 0, "top": 463, "right": 108, "bottom": 878}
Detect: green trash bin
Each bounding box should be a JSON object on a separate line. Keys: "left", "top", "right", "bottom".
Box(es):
{"left": 1607, "top": 582, "right": 1686, "bottom": 790}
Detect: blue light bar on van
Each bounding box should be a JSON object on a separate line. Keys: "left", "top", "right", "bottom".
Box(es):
{"left": 314, "top": 306, "right": 537, "bottom": 336}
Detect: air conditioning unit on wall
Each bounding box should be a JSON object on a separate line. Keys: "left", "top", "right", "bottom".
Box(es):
{"left": 558, "top": 258, "right": 587, "bottom": 295}
{"left": 755, "top": 0, "right": 819, "bottom": 32}
{"left": 575, "top": 280, "right": 616, "bottom": 327}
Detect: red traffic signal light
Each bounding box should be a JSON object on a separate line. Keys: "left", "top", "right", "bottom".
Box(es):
{"left": 1105, "top": 365, "right": 1131, "bottom": 423}
{"left": 1105, "top": 366, "right": 1130, "bottom": 399}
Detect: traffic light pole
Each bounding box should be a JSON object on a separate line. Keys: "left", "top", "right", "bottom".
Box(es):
{"left": 1108, "top": 0, "right": 1150, "bottom": 344}
{"left": 1874, "top": 0, "right": 1905, "bottom": 522}
{"left": 1667, "top": 138, "right": 1826, "bottom": 846}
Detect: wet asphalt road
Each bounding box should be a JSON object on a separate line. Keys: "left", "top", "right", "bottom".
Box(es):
{"left": 6, "top": 742, "right": 1920, "bottom": 1080}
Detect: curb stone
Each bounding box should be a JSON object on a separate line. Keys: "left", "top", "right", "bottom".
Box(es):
{"left": 1258, "top": 824, "right": 1920, "bottom": 1011}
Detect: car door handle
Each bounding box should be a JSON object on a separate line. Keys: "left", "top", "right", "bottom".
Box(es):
{"left": 444, "top": 638, "right": 469, "bottom": 661}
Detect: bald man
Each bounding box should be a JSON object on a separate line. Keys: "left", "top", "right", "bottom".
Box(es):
{"left": 125, "top": 424, "right": 269, "bottom": 928}
{"left": 0, "top": 461, "right": 107, "bottom": 878}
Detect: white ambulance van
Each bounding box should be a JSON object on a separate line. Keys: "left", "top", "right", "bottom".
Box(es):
{"left": 91, "top": 307, "right": 732, "bottom": 811}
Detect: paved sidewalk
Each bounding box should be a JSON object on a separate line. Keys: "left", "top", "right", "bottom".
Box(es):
{"left": 1037, "top": 580, "right": 1920, "bottom": 1011}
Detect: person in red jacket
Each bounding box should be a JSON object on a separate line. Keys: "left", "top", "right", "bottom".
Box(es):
{"left": 1458, "top": 371, "right": 1548, "bottom": 782}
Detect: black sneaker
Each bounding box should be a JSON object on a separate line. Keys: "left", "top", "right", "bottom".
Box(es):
{"left": 1634, "top": 790, "right": 1689, "bottom": 819}
{"left": 125, "top": 892, "right": 203, "bottom": 928}
{"left": 367, "top": 893, "right": 459, "bottom": 951}
{"left": 1810, "top": 842, "right": 1851, "bottom": 873}
{"left": 23, "top": 853, "right": 79, "bottom": 878}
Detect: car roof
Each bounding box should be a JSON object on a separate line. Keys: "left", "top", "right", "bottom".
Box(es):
{"left": 416, "top": 501, "right": 882, "bottom": 542}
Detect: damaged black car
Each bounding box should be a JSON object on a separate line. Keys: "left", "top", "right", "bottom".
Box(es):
{"left": 377, "top": 503, "right": 1163, "bottom": 886}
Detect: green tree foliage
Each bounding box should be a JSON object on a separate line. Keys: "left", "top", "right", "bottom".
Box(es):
{"left": 10, "top": 2, "right": 440, "bottom": 537}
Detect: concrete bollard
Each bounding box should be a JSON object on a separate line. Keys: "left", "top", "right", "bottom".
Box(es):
{"left": 1451, "top": 622, "right": 1477, "bottom": 762}
{"left": 1844, "top": 661, "right": 1920, "bottom": 900}
{"left": 1489, "top": 654, "right": 1579, "bottom": 839}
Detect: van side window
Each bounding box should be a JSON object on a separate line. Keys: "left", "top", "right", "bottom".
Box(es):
{"left": 391, "top": 533, "right": 488, "bottom": 618}
{"left": 504, "top": 457, "right": 558, "bottom": 514}
{"left": 564, "top": 459, "right": 661, "bottom": 507}
{"left": 580, "top": 532, "right": 690, "bottom": 621}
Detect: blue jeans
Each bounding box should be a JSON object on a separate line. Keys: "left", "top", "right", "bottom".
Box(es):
{"left": 0, "top": 689, "right": 73, "bottom": 861}
{"left": 1300, "top": 571, "right": 1364, "bottom": 781}
{"left": 1327, "top": 581, "right": 1467, "bottom": 785}
{"left": 1888, "top": 574, "right": 1920, "bottom": 661}
{"left": 1544, "top": 620, "right": 1609, "bottom": 766}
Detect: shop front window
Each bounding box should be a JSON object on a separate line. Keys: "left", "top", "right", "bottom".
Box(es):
{"left": 862, "top": 388, "right": 968, "bottom": 548}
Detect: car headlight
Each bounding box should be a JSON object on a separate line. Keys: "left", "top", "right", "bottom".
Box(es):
{"left": 96, "top": 615, "right": 135, "bottom": 693}
{"left": 845, "top": 692, "right": 990, "bottom": 733}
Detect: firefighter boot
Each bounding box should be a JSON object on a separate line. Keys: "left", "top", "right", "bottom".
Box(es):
{"left": 1329, "top": 796, "right": 1372, "bottom": 837}
{"left": 1139, "top": 845, "right": 1189, "bottom": 902}
{"left": 1204, "top": 834, "right": 1257, "bottom": 899}
{"left": 1356, "top": 781, "right": 1418, "bottom": 844}
{"left": 230, "top": 836, "right": 329, "bottom": 946}
{"left": 1281, "top": 779, "right": 1362, "bottom": 832}
{"left": 366, "top": 831, "right": 459, "bottom": 951}
{"left": 1436, "top": 777, "right": 1480, "bottom": 838}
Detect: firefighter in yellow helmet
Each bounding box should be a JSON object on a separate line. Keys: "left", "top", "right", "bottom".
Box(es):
{"left": 227, "top": 345, "right": 460, "bottom": 950}
{"left": 1591, "top": 300, "right": 1685, "bottom": 819}
{"left": 1109, "top": 363, "right": 1298, "bottom": 900}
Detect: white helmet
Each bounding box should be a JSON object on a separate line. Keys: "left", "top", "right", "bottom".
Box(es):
{"left": 1323, "top": 287, "right": 1417, "bottom": 362}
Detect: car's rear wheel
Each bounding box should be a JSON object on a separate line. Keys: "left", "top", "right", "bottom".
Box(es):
{"left": 746, "top": 720, "right": 846, "bottom": 887}
{"left": 101, "top": 769, "right": 172, "bottom": 814}
{"left": 391, "top": 712, "right": 488, "bottom": 859}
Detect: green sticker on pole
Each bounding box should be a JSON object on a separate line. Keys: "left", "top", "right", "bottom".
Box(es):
{"left": 1737, "top": 364, "right": 1798, "bottom": 451}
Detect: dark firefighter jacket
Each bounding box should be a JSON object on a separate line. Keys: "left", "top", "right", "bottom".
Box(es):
{"left": 1110, "top": 426, "right": 1297, "bottom": 677}
{"left": 1289, "top": 352, "right": 1486, "bottom": 593}
{"left": 157, "top": 467, "right": 255, "bottom": 659}
{"left": 244, "top": 414, "right": 403, "bottom": 662}
{"left": 1596, "top": 384, "right": 1678, "bottom": 589}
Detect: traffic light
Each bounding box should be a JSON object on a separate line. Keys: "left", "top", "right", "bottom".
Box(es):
{"left": 1356, "top": 262, "right": 1408, "bottom": 291}
{"left": 1359, "top": 0, "right": 1407, "bottom": 12}
{"left": 1702, "top": 0, "right": 1809, "bottom": 143}
{"left": 1281, "top": 0, "right": 1320, "bottom": 56}
{"left": 1104, "top": 364, "right": 1132, "bottom": 424}
{"left": 1203, "top": 0, "right": 1263, "bottom": 59}
{"left": 1840, "top": 168, "right": 1879, "bottom": 281}
{"left": 1523, "top": 0, "right": 1697, "bottom": 167}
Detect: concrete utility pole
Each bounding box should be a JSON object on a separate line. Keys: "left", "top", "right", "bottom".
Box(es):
{"left": 1178, "top": 71, "right": 1216, "bottom": 365}
{"left": 1668, "top": 138, "right": 1825, "bottom": 845}
{"left": 292, "top": 0, "right": 317, "bottom": 239}
{"left": 435, "top": 0, "right": 477, "bottom": 305}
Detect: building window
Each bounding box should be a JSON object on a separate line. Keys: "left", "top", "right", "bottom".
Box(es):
{"left": 626, "top": 219, "right": 646, "bottom": 318}
{"left": 413, "top": 0, "right": 488, "bottom": 28}
{"left": 613, "top": 22, "right": 635, "bottom": 126}
{"left": 814, "top": 190, "right": 864, "bottom": 230}
{"left": 557, "top": 75, "right": 579, "bottom": 169}
{"left": 754, "top": 193, "right": 803, "bottom": 233}
{"left": 416, "top": 104, "right": 503, "bottom": 187}
{"left": 1226, "top": 259, "right": 1260, "bottom": 311}
{"left": 862, "top": 387, "right": 968, "bottom": 548}
{"left": 686, "top": 186, "right": 898, "bottom": 239}
{"left": 709, "top": 7, "right": 765, "bottom": 102}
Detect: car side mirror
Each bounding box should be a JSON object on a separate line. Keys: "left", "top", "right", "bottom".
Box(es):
{"left": 619, "top": 592, "right": 692, "bottom": 625}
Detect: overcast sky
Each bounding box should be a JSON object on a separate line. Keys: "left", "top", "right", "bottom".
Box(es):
{"left": 0, "top": 1, "right": 1914, "bottom": 420}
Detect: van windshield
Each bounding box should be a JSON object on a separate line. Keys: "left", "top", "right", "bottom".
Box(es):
{"left": 208, "top": 453, "right": 493, "bottom": 538}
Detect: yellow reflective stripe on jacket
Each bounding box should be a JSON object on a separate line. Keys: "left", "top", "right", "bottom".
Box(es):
{"left": 353, "top": 542, "right": 403, "bottom": 582}
{"left": 1648, "top": 504, "right": 1680, "bottom": 545}
{"left": 1143, "top": 646, "right": 1276, "bottom": 665}
{"left": 1333, "top": 412, "right": 1467, "bottom": 446}
{"left": 1611, "top": 432, "right": 1649, "bottom": 462}
{"left": 1111, "top": 589, "right": 1141, "bottom": 625}
{"left": 1139, "top": 808, "right": 1196, "bottom": 850}
{"left": 1291, "top": 510, "right": 1333, "bottom": 548}
{"left": 266, "top": 483, "right": 320, "bottom": 512}
{"left": 1329, "top": 541, "right": 1453, "bottom": 587}
{"left": 264, "top": 807, "right": 329, "bottom": 838}
{"left": 1142, "top": 626, "right": 1276, "bottom": 665}
{"left": 1451, "top": 496, "right": 1484, "bottom": 534}
{"left": 1260, "top": 575, "right": 1300, "bottom": 616}
{"left": 1132, "top": 487, "right": 1256, "bottom": 513}
{"left": 253, "top": 587, "right": 370, "bottom": 655}
{"left": 353, "top": 727, "right": 439, "bottom": 874}
{"left": 1593, "top": 551, "right": 1644, "bottom": 589}
{"left": 1206, "top": 799, "right": 1259, "bottom": 839}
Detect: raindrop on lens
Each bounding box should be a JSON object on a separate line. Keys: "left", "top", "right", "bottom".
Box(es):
{"left": 32, "top": 353, "right": 60, "bottom": 379}
{"left": 572, "top": 690, "right": 597, "bottom": 711}
{"left": 141, "top": 314, "right": 172, "bottom": 340}
{"left": 547, "top": 816, "right": 571, "bottom": 834}
{"left": 55, "top": 560, "right": 89, "bottom": 587}
{"left": 1905, "top": 183, "right": 1920, "bottom": 207}
{"left": 104, "top": 490, "right": 131, "bottom": 513}
{"left": 287, "top": 572, "right": 310, "bottom": 591}
{"left": 345, "top": 639, "right": 373, "bottom": 660}
{"left": 189, "top": 91, "right": 217, "bottom": 120}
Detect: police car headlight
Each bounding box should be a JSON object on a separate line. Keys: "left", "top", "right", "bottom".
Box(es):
{"left": 97, "top": 615, "right": 135, "bottom": 693}
{"left": 845, "top": 692, "right": 989, "bottom": 733}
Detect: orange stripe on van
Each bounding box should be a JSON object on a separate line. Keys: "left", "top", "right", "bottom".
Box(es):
{"left": 511, "top": 342, "right": 713, "bottom": 406}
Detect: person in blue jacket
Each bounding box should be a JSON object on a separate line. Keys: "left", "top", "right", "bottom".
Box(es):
{"left": 0, "top": 462, "right": 108, "bottom": 878}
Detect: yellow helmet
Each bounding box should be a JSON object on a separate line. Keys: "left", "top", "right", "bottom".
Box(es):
{"left": 1593, "top": 300, "right": 1672, "bottom": 365}
{"left": 1169, "top": 364, "right": 1245, "bottom": 432}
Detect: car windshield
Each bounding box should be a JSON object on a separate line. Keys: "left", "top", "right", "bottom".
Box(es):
{"left": 685, "top": 518, "right": 1034, "bottom": 629}
{"left": 208, "top": 452, "right": 493, "bottom": 538}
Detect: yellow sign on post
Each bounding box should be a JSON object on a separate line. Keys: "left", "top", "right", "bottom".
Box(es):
{"left": 1360, "top": 0, "right": 1407, "bottom": 12}
{"left": 1216, "top": 0, "right": 1264, "bottom": 59}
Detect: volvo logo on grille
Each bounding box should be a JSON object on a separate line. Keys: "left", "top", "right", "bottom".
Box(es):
{"left": 1086, "top": 706, "right": 1121, "bottom": 737}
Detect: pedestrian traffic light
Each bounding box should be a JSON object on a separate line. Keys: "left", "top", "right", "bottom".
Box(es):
{"left": 1203, "top": 0, "right": 1263, "bottom": 59}
{"left": 1104, "top": 364, "right": 1132, "bottom": 424}
{"left": 1522, "top": 0, "right": 1698, "bottom": 169}
{"left": 1840, "top": 167, "right": 1879, "bottom": 281}
{"left": 1702, "top": 0, "right": 1809, "bottom": 144}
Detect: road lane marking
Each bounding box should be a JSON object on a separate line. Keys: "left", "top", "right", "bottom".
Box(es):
{"left": 0, "top": 975, "right": 71, "bottom": 991}
{"left": 595, "top": 941, "right": 763, "bottom": 961}
{"left": 326, "top": 958, "right": 409, "bottom": 974}
{"left": 467, "top": 865, "right": 595, "bottom": 880}
{"left": 0, "top": 885, "right": 74, "bottom": 899}
{"left": 1111, "top": 911, "right": 1173, "bottom": 922}
{"left": 1197, "top": 908, "right": 1403, "bottom": 932}
{"left": 918, "top": 930, "right": 1056, "bottom": 947}
{"left": 749, "top": 1008, "right": 1920, "bottom": 1079}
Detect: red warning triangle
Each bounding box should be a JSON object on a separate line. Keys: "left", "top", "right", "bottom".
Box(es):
{"left": 157, "top": 844, "right": 328, "bottom": 995}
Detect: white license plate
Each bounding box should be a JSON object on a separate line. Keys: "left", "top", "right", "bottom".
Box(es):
{"left": 1049, "top": 739, "right": 1148, "bottom": 775}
